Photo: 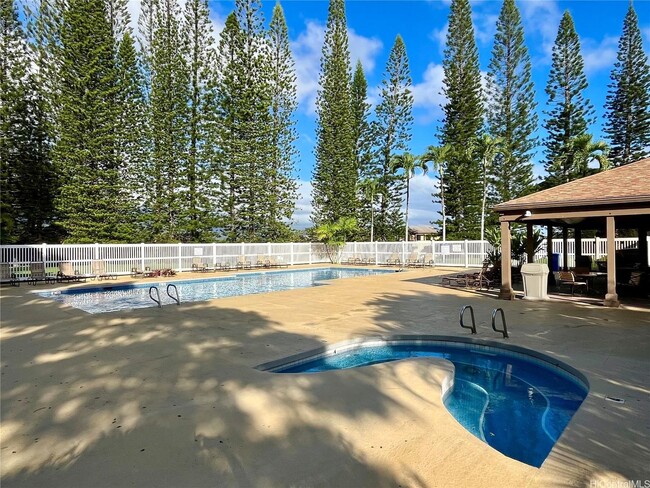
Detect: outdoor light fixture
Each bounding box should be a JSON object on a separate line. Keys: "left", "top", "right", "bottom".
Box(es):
{"left": 524, "top": 210, "right": 532, "bottom": 217}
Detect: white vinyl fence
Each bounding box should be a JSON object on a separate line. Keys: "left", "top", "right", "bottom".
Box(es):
{"left": 1, "top": 238, "right": 647, "bottom": 278}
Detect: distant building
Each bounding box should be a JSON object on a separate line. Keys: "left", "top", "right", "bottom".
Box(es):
{"left": 408, "top": 225, "right": 439, "bottom": 241}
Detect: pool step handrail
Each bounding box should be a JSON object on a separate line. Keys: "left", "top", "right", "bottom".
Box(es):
{"left": 492, "top": 308, "right": 509, "bottom": 338}
{"left": 459, "top": 305, "right": 477, "bottom": 334}
{"left": 149, "top": 286, "right": 161, "bottom": 308}
{"left": 166, "top": 283, "right": 180, "bottom": 305}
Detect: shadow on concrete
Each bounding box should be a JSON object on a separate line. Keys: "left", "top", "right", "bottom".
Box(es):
{"left": 0, "top": 289, "right": 427, "bottom": 487}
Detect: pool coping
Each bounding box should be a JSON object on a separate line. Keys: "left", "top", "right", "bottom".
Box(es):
{"left": 254, "top": 334, "right": 591, "bottom": 391}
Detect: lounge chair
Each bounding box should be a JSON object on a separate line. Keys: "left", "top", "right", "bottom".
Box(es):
{"left": 268, "top": 256, "right": 288, "bottom": 268}
{"left": 423, "top": 253, "right": 435, "bottom": 267}
{"left": 0, "top": 263, "right": 18, "bottom": 286}
{"left": 381, "top": 253, "right": 401, "bottom": 267}
{"left": 58, "top": 262, "right": 92, "bottom": 283}
{"left": 441, "top": 274, "right": 469, "bottom": 287}
{"left": 406, "top": 252, "right": 424, "bottom": 268}
{"left": 192, "top": 257, "right": 208, "bottom": 272}
{"left": 30, "top": 262, "right": 53, "bottom": 284}
{"left": 557, "top": 271, "right": 587, "bottom": 296}
{"left": 361, "top": 256, "right": 376, "bottom": 266}
{"left": 344, "top": 256, "right": 360, "bottom": 265}
{"left": 256, "top": 255, "right": 269, "bottom": 268}
{"left": 131, "top": 267, "right": 144, "bottom": 278}
{"left": 236, "top": 256, "right": 252, "bottom": 270}
{"left": 92, "top": 260, "right": 117, "bottom": 280}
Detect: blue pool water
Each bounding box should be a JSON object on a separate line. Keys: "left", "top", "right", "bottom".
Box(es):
{"left": 37, "top": 267, "right": 393, "bottom": 314}
{"left": 270, "top": 341, "right": 588, "bottom": 467}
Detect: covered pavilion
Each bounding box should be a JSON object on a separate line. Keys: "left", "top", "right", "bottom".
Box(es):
{"left": 493, "top": 157, "right": 650, "bottom": 307}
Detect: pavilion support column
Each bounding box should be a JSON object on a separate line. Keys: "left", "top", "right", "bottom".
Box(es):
{"left": 526, "top": 223, "right": 534, "bottom": 263}
{"left": 547, "top": 225, "right": 555, "bottom": 286}
{"left": 562, "top": 227, "right": 569, "bottom": 271}
{"left": 604, "top": 216, "right": 620, "bottom": 307}
{"left": 575, "top": 228, "right": 583, "bottom": 267}
{"left": 638, "top": 226, "right": 648, "bottom": 268}
{"left": 499, "top": 221, "right": 515, "bottom": 300}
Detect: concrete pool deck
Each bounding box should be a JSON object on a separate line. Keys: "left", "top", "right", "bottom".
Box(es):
{"left": 1, "top": 266, "right": 648, "bottom": 487}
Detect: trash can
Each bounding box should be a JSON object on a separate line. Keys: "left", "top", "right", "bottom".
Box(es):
{"left": 521, "top": 263, "right": 550, "bottom": 300}
{"left": 551, "top": 253, "right": 560, "bottom": 272}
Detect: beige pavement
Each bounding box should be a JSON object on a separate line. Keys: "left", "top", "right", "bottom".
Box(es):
{"left": 1, "top": 266, "right": 648, "bottom": 487}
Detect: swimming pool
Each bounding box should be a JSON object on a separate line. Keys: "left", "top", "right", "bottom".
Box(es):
{"left": 258, "top": 336, "right": 589, "bottom": 467}
{"left": 37, "top": 267, "right": 394, "bottom": 314}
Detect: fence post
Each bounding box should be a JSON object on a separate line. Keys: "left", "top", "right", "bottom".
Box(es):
{"left": 141, "top": 243, "right": 145, "bottom": 271}
{"left": 94, "top": 243, "right": 99, "bottom": 260}
{"left": 402, "top": 240, "right": 406, "bottom": 264}
{"left": 290, "top": 242, "right": 294, "bottom": 265}
{"left": 309, "top": 242, "right": 313, "bottom": 265}
{"left": 241, "top": 242, "right": 245, "bottom": 257}
{"left": 178, "top": 243, "right": 182, "bottom": 271}
{"left": 595, "top": 237, "right": 601, "bottom": 259}
{"left": 213, "top": 243, "right": 217, "bottom": 266}
{"left": 464, "top": 240, "right": 469, "bottom": 268}
{"left": 375, "top": 241, "right": 379, "bottom": 265}
{"left": 431, "top": 239, "right": 435, "bottom": 265}
{"left": 41, "top": 243, "right": 47, "bottom": 267}
{"left": 353, "top": 242, "right": 357, "bottom": 259}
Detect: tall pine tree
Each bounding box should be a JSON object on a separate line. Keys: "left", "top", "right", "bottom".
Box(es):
{"left": 312, "top": 0, "right": 356, "bottom": 225}
{"left": 486, "top": 0, "right": 536, "bottom": 203}
{"left": 180, "top": 0, "right": 217, "bottom": 240}
{"left": 371, "top": 34, "right": 413, "bottom": 241}
{"left": 1, "top": 0, "right": 57, "bottom": 242}
{"left": 351, "top": 60, "right": 374, "bottom": 240}
{"left": 141, "top": 0, "right": 189, "bottom": 241}
{"left": 439, "top": 0, "right": 483, "bottom": 239}
{"left": 54, "top": 0, "right": 134, "bottom": 242}
{"left": 267, "top": 4, "right": 298, "bottom": 241}
{"left": 214, "top": 12, "right": 242, "bottom": 240}
{"left": 604, "top": 3, "right": 650, "bottom": 166}
{"left": 543, "top": 11, "right": 595, "bottom": 187}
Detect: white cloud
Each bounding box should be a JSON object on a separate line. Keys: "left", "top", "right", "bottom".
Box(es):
{"left": 292, "top": 180, "right": 313, "bottom": 229}
{"left": 411, "top": 62, "right": 446, "bottom": 121}
{"left": 429, "top": 22, "right": 448, "bottom": 56}
{"left": 519, "top": 0, "right": 562, "bottom": 62}
{"left": 473, "top": 12, "right": 498, "bottom": 46}
{"left": 581, "top": 36, "right": 618, "bottom": 74}
{"left": 291, "top": 21, "right": 382, "bottom": 115}
{"left": 406, "top": 173, "right": 441, "bottom": 226}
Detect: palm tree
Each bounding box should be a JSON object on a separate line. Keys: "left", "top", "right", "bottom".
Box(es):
{"left": 390, "top": 152, "right": 428, "bottom": 242}
{"left": 472, "top": 134, "right": 504, "bottom": 247}
{"left": 358, "top": 178, "right": 379, "bottom": 242}
{"left": 569, "top": 134, "right": 610, "bottom": 178}
{"left": 422, "top": 145, "right": 451, "bottom": 241}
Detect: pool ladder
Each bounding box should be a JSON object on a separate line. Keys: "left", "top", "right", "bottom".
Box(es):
{"left": 459, "top": 305, "right": 509, "bottom": 338}
{"left": 149, "top": 284, "right": 181, "bottom": 308}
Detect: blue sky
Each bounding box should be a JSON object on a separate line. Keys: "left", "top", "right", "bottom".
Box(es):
{"left": 130, "top": 0, "right": 650, "bottom": 229}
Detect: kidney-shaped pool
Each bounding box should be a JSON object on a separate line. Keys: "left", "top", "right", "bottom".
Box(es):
{"left": 257, "top": 336, "right": 589, "bottom": 468}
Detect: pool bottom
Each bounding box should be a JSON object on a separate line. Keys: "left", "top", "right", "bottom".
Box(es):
{"left": 258, "top": 336, "right": 589, "bottom": 468}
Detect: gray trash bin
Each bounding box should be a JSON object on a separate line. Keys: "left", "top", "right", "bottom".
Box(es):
{"left": 521, "top": 263, "right": 550, "bottom": 300}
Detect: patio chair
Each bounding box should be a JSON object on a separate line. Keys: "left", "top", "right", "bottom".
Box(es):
{"left": 423, "top": 253, "right": 435, "bottom": 267}
{"left": 236, "top": 256, "right": 252, "bottom": 270}
{"left": 268, "top": 256, "right": 288, "bottom": 268}
{"left": 131, "top": 267, "right": 144, "bottom": 278}
{"left": 256, "top": 255, "right": 270, "bottom": 268}
{"left": 441, "top": 274, "right": 469, "bottom": 287}
{"left": 469, "top": 266, "right": 497, "bottom": 290}
{"left": 557, "top": 271, "right": 588, "bottom": 296}
{"left": 344, "top": 256, "right": 360, "bottom": 265}
{"left": 92, "top": 260, "right": 117, "bottom": 280}
{"left": 406, "top": 252, "right": 424, "bottom": 268}
{"left": 0, "top": 263, "right": 18, "bottom": 286}
{"left": 29, "top": 262, "right": 55, "bottom": 285}
{"left": 381, "top": 253, "right": 401, "bottom": 267}
{"left": 58, "top": 262, "right": 92, "bottom": 283}
{"left": 191, "top": 257, "right": 208, "bottom": 272}
{"left": 361, "top": 256, "right": 376, "bottom": 266}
